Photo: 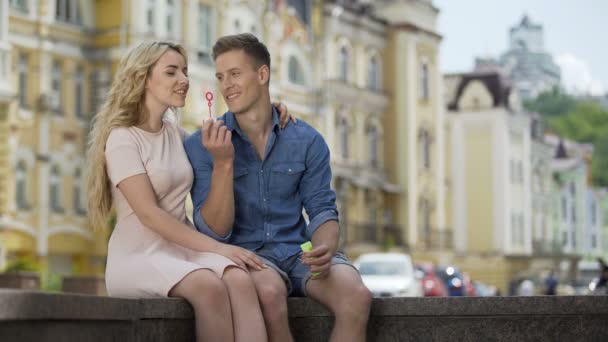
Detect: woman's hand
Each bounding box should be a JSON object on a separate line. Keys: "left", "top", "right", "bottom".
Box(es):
{"left": 273, "top": 102, "right": 297, "bottom": 128}
{"left": 216, "top": 243, "right": 267, "bottom": 271}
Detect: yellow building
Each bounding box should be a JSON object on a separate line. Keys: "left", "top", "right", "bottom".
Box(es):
{"left": 375, "top": 1, "right": 449, "bottom": 263}
{"left": 1, "top": 0, "right": 107, "bottom": 278}
{"left": 444, "top": 70, "right": 561, "bottom": 293}
{"left": 1, "top": 0, "right": 450, "bottom": 280}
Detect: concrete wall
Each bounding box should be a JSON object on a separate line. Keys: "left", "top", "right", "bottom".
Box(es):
{"left": 1, "top": 289, "right": 607, "bottom": 342}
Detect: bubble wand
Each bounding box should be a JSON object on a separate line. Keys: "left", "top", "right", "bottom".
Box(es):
{"left": 205, "top": 91, "right": 214, "bottom": 119}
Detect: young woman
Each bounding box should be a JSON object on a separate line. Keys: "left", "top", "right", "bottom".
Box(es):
{"left": 86, "top": 41, "right": 291, "bottom": 342}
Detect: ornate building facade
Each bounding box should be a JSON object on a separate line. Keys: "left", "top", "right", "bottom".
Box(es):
{"left": 0, "top": 0, "right": 447, "bottom": 279}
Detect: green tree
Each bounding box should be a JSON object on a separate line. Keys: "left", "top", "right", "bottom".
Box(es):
{"left": 526, "top": 89, "right": 608, "bottom": 187}
{"left": 523, "top": 86, "right": 577, "bottom": 117}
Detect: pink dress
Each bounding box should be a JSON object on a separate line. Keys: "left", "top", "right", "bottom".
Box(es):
{"left": 104, "top": 120, "right": 236, "bottom": 298}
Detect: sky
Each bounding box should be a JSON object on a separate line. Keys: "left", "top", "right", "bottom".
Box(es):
{"left": 433, "top": 0, "right": 608, "bottom": 96}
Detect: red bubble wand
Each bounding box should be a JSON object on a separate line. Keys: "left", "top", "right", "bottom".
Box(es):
{"left": 205, "top": 91, "right": 214, "bottom": 119}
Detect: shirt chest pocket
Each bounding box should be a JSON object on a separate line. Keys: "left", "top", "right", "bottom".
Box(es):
{"left": 269, "top": 162, "right": 306, "bottom": 199}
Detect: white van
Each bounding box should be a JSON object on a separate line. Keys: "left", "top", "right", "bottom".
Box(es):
{"left": 354, "top": 253, "right": 423, "bottom": 297}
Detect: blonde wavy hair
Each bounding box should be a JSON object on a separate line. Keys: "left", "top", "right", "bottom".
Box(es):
{"left": 86, "top": 41, "right": 187, "bottom": 230}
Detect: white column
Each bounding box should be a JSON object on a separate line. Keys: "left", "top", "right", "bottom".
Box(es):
{"left": 434, "top": 52, "right": 446, "bottom": 235}
{"left": 406, "top": 35, "right": 417, "bottom": 245}
{"left": 452, "top": 116, "right": 466, "bottom": 253}
{"left": 523, "top": 117, "right": 533, "bottom": 254}
{"left": 37, "top": 52, "right": 51, "bottom": 256}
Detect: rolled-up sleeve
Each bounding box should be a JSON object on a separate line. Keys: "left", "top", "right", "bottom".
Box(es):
{"left": 299, "top": 133, "right": 339, "bottom": 239}
{"left": 184, "top": 133, "right": 232, "bottom": 242}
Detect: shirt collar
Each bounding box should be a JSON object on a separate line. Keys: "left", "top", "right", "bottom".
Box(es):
{"left": 223, "top": 106, "right": 281, "bottom": 137}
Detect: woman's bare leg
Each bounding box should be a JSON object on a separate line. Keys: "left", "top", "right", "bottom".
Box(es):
{"left": 169, "top": 269, "right": 234, "bottom": 342}
{"left": 222, "top": 267, "right": 268, "bottom": 342}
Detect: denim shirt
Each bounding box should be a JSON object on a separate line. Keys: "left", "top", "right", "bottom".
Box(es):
{"left": 184, "top": 107, "right": 339, "bottom": 261}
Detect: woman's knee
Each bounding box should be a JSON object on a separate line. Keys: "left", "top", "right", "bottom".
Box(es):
{"left": 223, "top": 267, "right": 256, "bottom": 292}
{"left": 174, "top": 269, "right": 229, "bottom": 306}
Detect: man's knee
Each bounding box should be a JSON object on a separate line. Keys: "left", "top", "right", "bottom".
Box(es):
{"left": 334, "top": 282, "right": 372, "bottom": 320}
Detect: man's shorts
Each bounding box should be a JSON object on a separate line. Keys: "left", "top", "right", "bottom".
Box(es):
{"left": 256, "top": 246, "right": 357, "bottom": 297}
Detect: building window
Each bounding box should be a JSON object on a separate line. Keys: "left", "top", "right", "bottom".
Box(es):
{"left": 17, "top": 54, "right": 28, "bottom": 108}
{"left": 368, "top": 124, "right": 378, "bottom": 168}
{"left": 234, "top": 19, "right": 241, "bottom": 32}
{"left": 51, "top": 61, "right": 63, "bottom": 113}
{"left": 338, "top": 116, "right": 349, "bottom": 159}
{"left": 368, "top": 55, "right": 379, "bottom": 90}
{"left": 73, "top": 168, "right": 86, "bottom": 215}
{"left": 0, "top": 5, "right": 4, "bottom": 41}
{"left": 287, "top": 0, "right": 311, "bottom": 26}
{"left": 50, "top": 165, "right": 64, "bottom": 213}
{"left": 10, "top": 0, "right": 28, "bottom": 13}
{"left": 15, "top": 160, "right": 29, "bottom": 210}
{"left": 419, "top": 129, "right": 431, "bottom": 169}
{"left": 420, "top": 198, "right": 431, "bottom": 244}
{"left": 74, "top": 66, "right": 84, "bottom": 119}
{"left": 198, "top": 3, "right": 212, "bottom": 63}
{"left": 56, "top": 0, "right": 81, "bottom": 25}
{"left": 166, "top": 0, "right": 174, "bottom": 37}
{"left": 420, "top": 62, "right": 429, "bottom": 100}
{"left": 288, "top": 56, "right": 306, "bottom": 86}
{"left": 339, "top": 45, "right": 349, "bottom": 82}
{"left": 570, "top": 182, "right": 576, "bottom": 223}
{"left": 146, "top": 0, "right": 155, "bottom": 30}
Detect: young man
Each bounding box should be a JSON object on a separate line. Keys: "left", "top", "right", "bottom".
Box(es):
{"left": 184, "top": 33, "right": 371, "bottom": 342}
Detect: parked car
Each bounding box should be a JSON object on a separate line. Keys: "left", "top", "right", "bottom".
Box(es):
{"left": 435, "top": 266, "right": 467, "bottom": 296}
{"left": 462, "top": 272, "right": 477, "bottom": 296}
{"left": 415, "top": 262, "right": 448, "bottom": 297}
{"left": 473, "top": 281, "right": 498, "bottom": 297}
{"left": 354, "top": 253, "right": 423, "bottom": 297}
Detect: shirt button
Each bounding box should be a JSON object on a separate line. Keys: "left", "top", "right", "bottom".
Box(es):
{"left": 266, "top": 233, "right": 270, "bottom": 236}
{"left": 288, "top": 168, "right": 292, "bottom": 172}
{"left": 263, "top": 198, "right": 266, "bottom": 202}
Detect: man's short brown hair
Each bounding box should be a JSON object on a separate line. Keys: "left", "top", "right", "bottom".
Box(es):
{"left": 212, "top": 33, "right": 271, "bottom": 69}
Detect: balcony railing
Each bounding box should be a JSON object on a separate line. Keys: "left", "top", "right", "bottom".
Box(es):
{"left": 348, "top": 223, "right": 406, "bottom": 249}
{"left": 419, "top": 229, "right": 453, "bottom": 250}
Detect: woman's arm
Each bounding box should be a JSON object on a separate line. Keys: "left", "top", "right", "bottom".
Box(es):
{"left": 117, "top": 173, "right": 263, "bottom": 270}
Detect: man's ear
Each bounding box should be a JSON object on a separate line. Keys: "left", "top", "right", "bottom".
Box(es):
{"left": 258, "top": 64, "right": 270, "bottom": 85}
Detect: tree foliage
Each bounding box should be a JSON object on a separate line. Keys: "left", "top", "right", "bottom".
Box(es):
{"left": 524, "top": 88, "right": 608, "bottom": 186}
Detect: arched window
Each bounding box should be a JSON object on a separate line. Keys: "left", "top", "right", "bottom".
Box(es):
{"left": 419, "top": 129, "right": 431, "bottom": 169}
{"left": 50, "top": 165, "right": 64, "bottom": 213}
{"left": 339, "top": 45, "right": 349, "bottom": 82}
{"left": 146, "top": 0, "right": 155, "bottom": 30}
{"left": 73, "top": 168, "right": 86, "bottom": 215}
{"left": 56, "top": 0, "right": 82, "bottom": 25}
{"left": 338, "top": 116, "right": 349, "bottom": 159}
{"left": 288, "top": 56, "right": 305, "bottom": 86}
{"left": 368, "top": 124, "right": 378, "bottom": 167}
{"left": 15, "top": 160, "right": 29, "bottom": 210}
{"left": 420, "top": 198, "right": 431, "bottom": 244}
{"left": 420, "top": 62, "right": 429, "bottom": 100}
{"left": 166, "top": 0, "right": 175, "bottom": 37}
{"left": 368, "top": 55, "right": 379, "bottom": 90}
{"left": 75, "top": 66, "right": 84, "bottom": 119}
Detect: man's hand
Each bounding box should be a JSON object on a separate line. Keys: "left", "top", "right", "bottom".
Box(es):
{"left": 273, "top": 102, "right": 297, "bottom": 128}
{"left": 201, "top": 119, "right": 234, "bottom": 164}
{"left": 302, "top": 244, "right": 333, "bottom": 279}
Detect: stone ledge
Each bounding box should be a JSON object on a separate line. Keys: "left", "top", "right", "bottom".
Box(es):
{"left": 1, "top": 289, "right": 608, "bottom": 342}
